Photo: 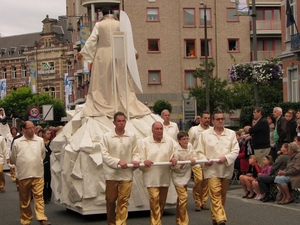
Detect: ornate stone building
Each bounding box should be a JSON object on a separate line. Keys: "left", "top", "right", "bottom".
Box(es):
{"left": 0, "top": 15, "right": 72, "bottom": 107}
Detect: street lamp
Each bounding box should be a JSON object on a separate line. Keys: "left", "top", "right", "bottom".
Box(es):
{"left": 200, "top": 2, "right": 210, "bottom": 112}
{"left": 251, "top": 0, "right": 259, "bottom": 106}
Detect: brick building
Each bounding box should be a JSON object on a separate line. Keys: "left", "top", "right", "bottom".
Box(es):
{"left": 66, "top": 0, "right": 282, "bottom": 122}
{"left": 0, "top": 15, "right": 72, "bottom": 105}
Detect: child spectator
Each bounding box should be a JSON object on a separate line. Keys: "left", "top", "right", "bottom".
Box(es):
{"left": 239, "top": 155, "right": 261, "bottom": 198}
{"left": 171, "top": 131, "right": 196, "bottom": 225}
{"left": 253, "top": 155, "right": 273, "bottom": 200}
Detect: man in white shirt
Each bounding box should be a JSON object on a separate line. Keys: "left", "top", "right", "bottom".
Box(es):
{"left": 101, "top": 111, "right": 139, "bottom": 225}
{"left": 197, "top": 112, "right": 239, "bottom": 225}
{"left": 161, "top": 109, "right": 179, "bottom": 141}
{"left": 0, "top": 135, "right": 7, "bottom": 193}
{"left": 138, "top": 121, "right": 177, "bottom": 225}
{"left": 11, "top": 121, "right": 51, "bottom": 225}
{"left": 188, "top": 111, "right": 211, "bottom": 211}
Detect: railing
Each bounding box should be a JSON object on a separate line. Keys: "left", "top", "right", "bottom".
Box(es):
{"left": 291, "top": 33, "right": 300, "bottom": 51}
{"left": 251, "top": 50, "right": 282, "bottom": 61}
{"left": 250, "top": 20, "right": 281, "bottom": 30}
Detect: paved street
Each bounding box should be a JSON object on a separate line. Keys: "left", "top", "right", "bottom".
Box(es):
{"left": 1, "top": 172, "right": 300, "bottom": 225}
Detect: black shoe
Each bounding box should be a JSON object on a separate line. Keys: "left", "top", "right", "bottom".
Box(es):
{"left": 262, "top": 195, "right": 273, "bottom": 202}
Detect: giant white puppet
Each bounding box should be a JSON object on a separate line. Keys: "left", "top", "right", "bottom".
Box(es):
{"left": 50, "top": 10, "right": 177, "bottom": 214}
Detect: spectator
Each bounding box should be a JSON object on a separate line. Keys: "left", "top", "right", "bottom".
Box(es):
{"left": 273, "top": 107, "right": 288, "bottom": 158}
{"left": 257, "top": 143, "right": 289, "bottom": 202}
{"left": 275, "top": 142, "right": 300, "bottom": 204}
{"left": 244, "top": 107, "right": 270, "bottom": 167}
{"left": 253, "top": 155, "right": 273, "bottom": 200}
{"left": 237, "top": 131, "right": 250, "bottom": 175}
{"left": 285, "top": 111, "right": 297, "bottom": 143}
{"left": 191, "top": 116, "right": 201, "bottom": 127}
{"left": 239, "top": 155, "right": 261, "bottom": 199}
{"left": 42, "top": 129, "right": 52, "bottom": 204}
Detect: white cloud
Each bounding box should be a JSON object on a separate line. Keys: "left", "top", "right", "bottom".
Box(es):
{"left": 0, "top": 0, "right": 66, "bottom": 36}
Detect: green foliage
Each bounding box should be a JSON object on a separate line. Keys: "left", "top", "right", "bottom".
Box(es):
{"left": 240, "top": 102, "right": 300, "bottom": 127}
{"left": 152, "top": 100, "right": 172, "bottom": 115}
{"left": 190, "top": 60, "right": 233, "bottom": 114}
{"left": 0, "top": 87, "right": 66, "bottom": 125}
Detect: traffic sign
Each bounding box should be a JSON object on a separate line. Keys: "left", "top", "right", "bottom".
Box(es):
{"left": 29, "top": 106, "right": 40, "bottom": 118}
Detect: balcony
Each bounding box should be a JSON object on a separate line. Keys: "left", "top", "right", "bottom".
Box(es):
{"left": 66, "top": 43, "right": 74, "bottom": 56}
{"left": 250, "top": 20, "right": 281, "bottom": 35}
{"left": 291, "top": 33, "right": 300, "bottom": 51}
{"left": 82, "top": 0, "right": 121, "bottom": 7}
{"left": 251, "top": 50, "right": 282, "bottom": 61}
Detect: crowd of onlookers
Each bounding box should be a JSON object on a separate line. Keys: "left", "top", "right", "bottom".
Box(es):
{"left": 234, "top": 107, "right": 300, "bottom": 204}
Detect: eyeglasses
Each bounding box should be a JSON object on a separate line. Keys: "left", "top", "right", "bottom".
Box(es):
{"left": 215, "top": 118, "right": 225, "bottom": 121}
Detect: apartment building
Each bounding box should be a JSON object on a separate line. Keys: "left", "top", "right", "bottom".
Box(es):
{"left": 280, "top": 0, "right": 300, "bottom": 102}
{"left": 66, "top": 0, "right": 281, "bottom": 121}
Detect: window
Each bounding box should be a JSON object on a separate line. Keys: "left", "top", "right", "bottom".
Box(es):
{"left": 200, "top": 8, "right": 212, "bottom": 27}
{"left": 21, "top": 65, "right": 27, "bottom": 78}
{"left": 183, "top": 8, "right": 195, "bottom": 26}
{"left": 290, "top": 69, "right": 298, "bottom": 102}
{"left": 41, "top": 62, "right": 55, "bottom": 75}
{"left": 147, "top": 8, "right": 159, "bottom": 21}
{"left": 43, "top": 86, "right": 56, "bottom": 98}
{"left": 228, "top": 39, "right": 239, "bottom": 52}
{"left": 185, "top": 71, "right": 197, "bottom": 89}
{"left": 148, "top": 39, "right": 160, "bottom": 52}
{"left": 287, "top": 0, "right": 297, "bottom": 37}
{"left": 11, "top": 66, "right": 16, "bottom": 79}
{"left": 184, "top": 39, "right": 196, "bottom": 57}
{"left": 227, "top": 8, "right": 239, "bottom": 21}
{"left": 67, "top": 61, "right": 72, "bottom": 74}
{"left": 148, "top": 70, "right": 161, "bottom": 84}
{"left": 200, "top": 39, "right": 212, "bottom": 58}
{"left": 1, "top": 68, "right": 6, "bottom": 79}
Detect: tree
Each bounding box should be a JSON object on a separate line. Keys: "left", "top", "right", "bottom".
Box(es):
{"left": 0, "top": 87, "right": 66, "bottom": 125}
{"left": 190, "top": 61, "right": 233, "bottom": 114}
{"left": 152, "top": 100, "right": 172, "bottom": 115}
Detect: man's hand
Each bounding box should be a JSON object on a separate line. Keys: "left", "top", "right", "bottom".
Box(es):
{"left": 132, "top": 161, "right": 140, "bottom": 168}
{"left": 170, "top": 158, "right": 177, "bottom": 166}
{"left": 135, "top": 53, "right": 139, "bottom": 60}
{"left": 77, "top": 52, "right": 83, "bottom": 60}
{"left": 118, "top": 160, "right": 128, "bottom": 169}
{"left": 144, "top": 160, "right": 153, "bottom": 167}
{"left": 278, "top": 170, "right": 285, "bottom": 176}
{"left": 205, "top": 159, "right": 214, "bottom": 167}
{"left": 218, "top": 156, "right": 227, "bottom": 164}
{"left": 190, "top": 158, "right": 196, "bottom": 164}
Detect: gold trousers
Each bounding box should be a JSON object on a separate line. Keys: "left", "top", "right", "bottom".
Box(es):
{"left": 147, "top": 187, "right": 169, "bottom": 225}
{"left": 208, "top": 177, "right": 229, "bottom": 223}
{"left": 0, "top": 164, "right": 5, "bottom": 189}
{"left": 18, "top": 177, "right": 47, "bottom": 225}
{"left": 105, "top": 180, "right": 132, "bottom": 225}
{"left": 175, "top": 186, "right": 189, "bottom": 225}
{"left": 192, "top": 166, "right": 208, "bottom": 206}
{"left": 10, "top": 167, "right": 16, "bottom": 181}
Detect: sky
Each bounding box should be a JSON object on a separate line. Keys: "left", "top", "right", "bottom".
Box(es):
{"left": 0, "top": 0, "right": 66, "bottom": 37}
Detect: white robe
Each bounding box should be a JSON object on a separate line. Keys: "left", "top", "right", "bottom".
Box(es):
{"left": 80, "top": 15, "right": 151, "bottom": 118}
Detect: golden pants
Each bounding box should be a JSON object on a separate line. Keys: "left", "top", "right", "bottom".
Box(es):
{"left": 18, "top": 178, "right": 47, "bottom": 225}
{"left": 0, "top": 164, "right": 5, "bottom": 189}
{"left": 208, "top": 177, "right": 229, "bottom": 223}
{"left": 147, "top": 187, "right": 169, "bottom": 225}
{"left": 175, "top": 186, "right": 189, "bottom": 225}
{"left": 10, "top": 167, "right": 16, "bottom": 181}
{"left": 105, "top": 180, "right": 132, "bottom": 225}
{"left": 192, "top": 166, "right": 208, "bottom": 206}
